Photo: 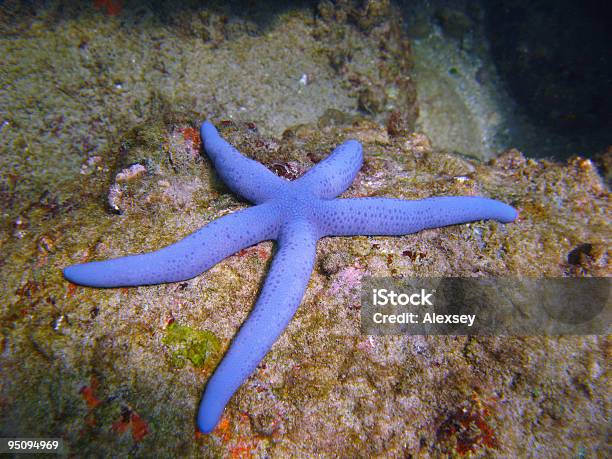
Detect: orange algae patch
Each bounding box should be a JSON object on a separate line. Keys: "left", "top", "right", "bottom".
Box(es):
{"left": 79, "top": 378, "right": 149, "bottom": 443}
{"left": 94, "top": 0, "right": 123, "bottom": 16}
{"left": 80, "top": 377, "right": 102, "bottom": 409}
{"left": 66, "top": 280, "right": 79, "bottom": 298}
{"left": 111, "top": 417, "right": 129, "bottom": 434}
{"left": 238, "top": 245, "right": 270, "bottom": 260}
{"left": 181, "top": 127, "right": 201, "bottom": 147}
{"left": 229, "top": 439, "right": 259, "bottom": 459}
{"left": 130, "top": 412, "right": 150, "bottom": 442}
{"left": 112, "top": 409, "right": 150, "bottom": 442}
{"left": 436, "top": 392, "right": 499, "bottom": 455}
{"left": 212, "top": 416, "right": 232, "bottom": 443}
{"left": 209, "top": 414, "right": 263, "bottom": 459}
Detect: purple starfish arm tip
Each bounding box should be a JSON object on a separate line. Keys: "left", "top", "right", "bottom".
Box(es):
{"left": 197, "top": 219, "right": 317, "bottom": 433}
{"left": 200, "top": 121, "right": 287, "bottom": 203}
{"left": 63, "top": 202, "right": 281, "bottom": 287}
{"left": 294, "top": 139, "right": 363, "bottom": 199}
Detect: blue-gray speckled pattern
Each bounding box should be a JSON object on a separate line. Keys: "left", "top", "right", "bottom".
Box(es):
{"left": 63, "top": 121, "right": 517, "bottom": 433}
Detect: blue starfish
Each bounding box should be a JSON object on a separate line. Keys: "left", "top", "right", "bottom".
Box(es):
{"left": 63, "top": 121, "right": 517, "bottom": 433}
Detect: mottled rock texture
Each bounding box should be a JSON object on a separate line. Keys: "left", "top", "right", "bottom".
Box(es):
{"left": 1, "top": 118, "right": 609, "bottom": 457}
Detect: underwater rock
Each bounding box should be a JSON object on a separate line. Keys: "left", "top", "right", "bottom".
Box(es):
{"left": 434, "top": 7, "right": 474, "bottom": 42}
{"left": 1, "top": 118, "right": 609, "bottom": 457}
{"left": 358, "top": 84, "right": 388, "bottom": 115}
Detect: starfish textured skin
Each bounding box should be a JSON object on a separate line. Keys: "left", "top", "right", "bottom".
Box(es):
{"left": 63, "top": 121, "right": 517, "bottom": 433}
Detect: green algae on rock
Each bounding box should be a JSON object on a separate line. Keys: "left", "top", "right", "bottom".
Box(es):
{"left": 162, "top": 322, "right": 221, "bottom": 370}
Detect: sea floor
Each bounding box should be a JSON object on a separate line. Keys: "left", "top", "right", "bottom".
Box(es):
{"left": 0, "top": 1, "right": 610, "bottom": 457}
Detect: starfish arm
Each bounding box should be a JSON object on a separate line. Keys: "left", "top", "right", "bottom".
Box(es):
{"left": 63, "top": 202, "right": 281, "bottom": 287}
{"left": 201, "top": 121, "right": 288, "bottom": 203}
{"left": 317, "top": 196, "right": 517, "bottom": 236}
{"left": 197, "top": 219, "right": 318, "bottom": 433}
{"left": 294, "top": 139, "right": 363, "bottom": 198}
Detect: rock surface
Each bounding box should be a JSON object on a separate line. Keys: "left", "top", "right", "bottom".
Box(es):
{"left": 0, "top": 119, "right": 609, "bottom": 457}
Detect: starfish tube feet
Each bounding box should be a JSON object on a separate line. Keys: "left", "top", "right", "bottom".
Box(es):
{"left": 63, "top": 202, "right": 281, "bottom": 287}
{"left": 197, "top": 219, "right": 318, "bottom": 433}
